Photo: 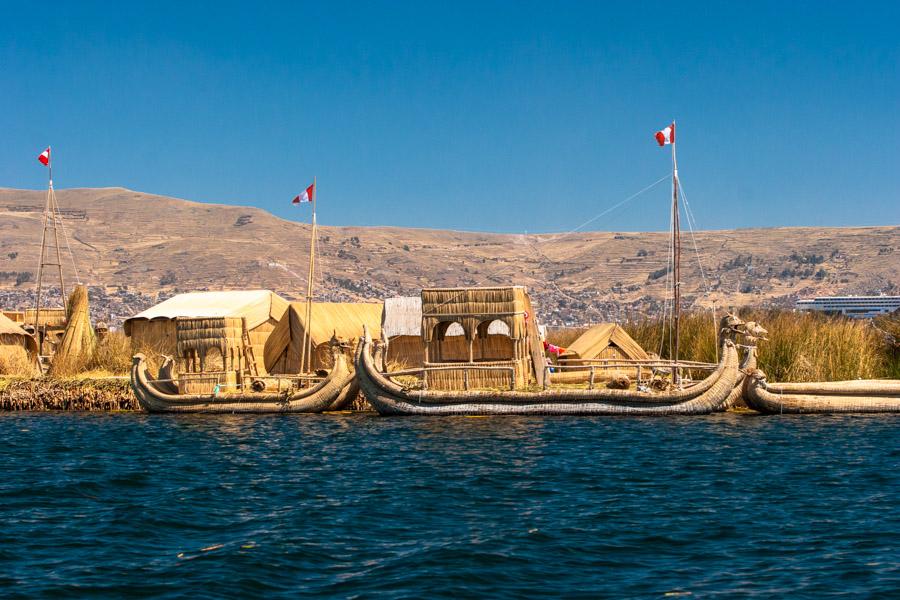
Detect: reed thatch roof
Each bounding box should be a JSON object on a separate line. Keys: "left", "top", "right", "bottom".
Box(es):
{"left": 3, "top": 308, "right": 68, "bottom": 329}
{"left": 561, "top": 323, "right": 648, "bottom": 361}
{"left": 422, "top": 286, "right": 530, "bottom": 341}
{"left": 264, "top": 302, "right": 383, "bottom": 372}
{"left": 0, "top": 312, "right": 38, "bottom": 355}
{"left": 382, "top": 296, "right": 422, "bottom": 339}
{"left": 124, "top": 290, "right": 288, "bottom": 335}
{"left": 382, "top": 296, "right": 511, "bottom": 339}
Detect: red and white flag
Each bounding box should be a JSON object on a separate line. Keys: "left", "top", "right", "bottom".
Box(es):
{"left": 37, "top": 147, "right": 51, "bottom": 166}
{"left": 292, "top": 182, "right": 315, "bottom": 204}
{"left": 655, "top": 123, "right": 675, "bottom": 146}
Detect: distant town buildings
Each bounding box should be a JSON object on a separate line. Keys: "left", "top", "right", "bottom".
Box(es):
{"left": 796, "top": 295, "right": 900, "bottom": 319}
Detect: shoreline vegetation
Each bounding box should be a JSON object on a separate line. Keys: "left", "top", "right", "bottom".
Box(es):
{"left": 1, "top": 311, "right": 898, "bottom": 411}
{"left": 550, "top": 310, "right": 900, "bottom": 382}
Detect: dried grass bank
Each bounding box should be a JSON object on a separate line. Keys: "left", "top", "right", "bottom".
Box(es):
{"left": 0, "top": 376, "right": 136, "bottom": 411}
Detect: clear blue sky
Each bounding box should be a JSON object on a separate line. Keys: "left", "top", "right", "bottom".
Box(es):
{"left": 2, "top": 1, "right": 898, "bottom": 233}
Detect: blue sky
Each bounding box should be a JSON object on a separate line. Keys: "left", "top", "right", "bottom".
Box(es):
{"left": 2, "top": 1, "right": 898, "bottom": 232}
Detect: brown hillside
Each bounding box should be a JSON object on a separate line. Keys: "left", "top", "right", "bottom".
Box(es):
{"left": 0, "top": 187, "right": 897, "bottom": 326}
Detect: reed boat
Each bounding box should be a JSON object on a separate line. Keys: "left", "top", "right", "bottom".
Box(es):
{"left": 743, "top": 369, "right": 900, "bottom": 414}
{"left": 355, "top": 325, "right": 745, "bottom": 416}
{"left": 131, "top": 343, "right": 356, "bottom": 413}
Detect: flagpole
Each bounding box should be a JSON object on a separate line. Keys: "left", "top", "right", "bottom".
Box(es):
{"left": 300, "top": 177, "right": 317, "bottom": 374}
{"left": 33, "top": 149, "right": 51, "bottom": 340}
{"left": 671, "top": 122, "right": 681, "bottom": 384}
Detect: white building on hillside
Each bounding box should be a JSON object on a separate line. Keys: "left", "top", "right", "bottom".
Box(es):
{"left": 795, "top": 295, "right": 900, "bottom": 319}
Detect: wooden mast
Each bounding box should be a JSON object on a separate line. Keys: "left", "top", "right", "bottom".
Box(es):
{"left": 671, "top": 122, "right": 681, "bottom": 382}
{"left": 299, "top": 177, "right": 317, "bottom": 374}
{"left": 33, "top": 148, "right": 67, "bottom": 351}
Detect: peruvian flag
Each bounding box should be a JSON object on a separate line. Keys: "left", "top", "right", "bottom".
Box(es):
{"left": 292, "top": 182, "right": 315, "bottom": 204}
{"left": 655, "top": 123, "right": 675, "bottom": 146}
{"left": 37, "top": 147, "right": 51, "bottom": 166}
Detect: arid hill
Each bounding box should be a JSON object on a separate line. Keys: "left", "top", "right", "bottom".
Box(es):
{"left": 1, "top": 187, "right": 897, "bottom": 326}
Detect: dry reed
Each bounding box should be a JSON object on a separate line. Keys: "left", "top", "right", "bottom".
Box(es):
{"left": 622, "top": 309, "right": 899, "bottom": 382}
{"left": 88, "top": 331, "right": 132, "bottom": 375}
{"left": 0, "top": 348, "right": 39, "bottom": 377}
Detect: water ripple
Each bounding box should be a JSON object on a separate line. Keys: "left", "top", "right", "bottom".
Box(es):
{"left": 1, "top": 413, "right": 898, "bottom": 597}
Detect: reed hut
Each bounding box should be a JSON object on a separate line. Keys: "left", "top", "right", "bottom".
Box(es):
{"left": 549, "top": 323, "right": 649, "bottom": 384}
{"left": 560, "top": 323, "right": 649, "bottom": 363}
{"left": 264, "top": 302, "right": 383, "bottom": 373}
{"left": 0, "top": 312, "right": 38, "bottom": 374}
{"left": 174, "top": 317, "right": 250, "bottom": 393}
{"left": 4, "top": 307, "right": 68, "bottom": 354}
{"left": 124, "top": 290, "right": 288, "bottom": 375}
{"left": 421, "top": 286, "right": 545, "bottom": 390}
{"left": 381, "top": 296, "right": 426, "bottom": 368}
{"left": 3, "top": 307, "right": 68, "bottom": 330}
{"left": 48, "top": 285, "right": 97, "bottom": 377}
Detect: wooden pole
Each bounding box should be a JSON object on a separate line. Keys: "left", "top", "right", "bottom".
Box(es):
{"left": 50, "top": 184, "right": 67, "bottom": 308}
{"left": 671, "top": 122, "right": 681, "bottom": 383}
{"left": 300, "top": 177, "right": 317, "bottom": 374}
{"left": 33, "top": 149, "right": 67, "bottom": 349}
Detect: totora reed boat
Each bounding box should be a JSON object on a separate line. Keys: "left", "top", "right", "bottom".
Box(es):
{"left": 355, "top": 318, "right": 750, "bottom": 416}
{"left": 131, "top": 341, "right": 357, "bottom": 413}
{"left": 743, "top": 369, "right": 900, "bottom": 414}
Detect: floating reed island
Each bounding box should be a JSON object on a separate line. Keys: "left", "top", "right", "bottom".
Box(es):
{"left": 2, "top": 283, "right": 900, "bottom": 415}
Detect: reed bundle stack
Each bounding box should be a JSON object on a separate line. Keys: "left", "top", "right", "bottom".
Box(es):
{"left": 48, "top": 285, "right": 96, "bottom": 377}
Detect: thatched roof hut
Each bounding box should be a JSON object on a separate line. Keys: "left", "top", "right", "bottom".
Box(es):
{"left": 381, "top": 296, "right": 520, "bottom": 369}
{"left": 421, "top": 286, "right": 545, "bottom": 389}
{"left": 3, "top": 308, "right": 68, "bottom": 331}
{"left": 0, "top": 312, "right": 38, "bottom": 374}
{"left": 559, "top": 323, "right": 649, "bottom": 362}
{"left": 264, "top": 302, "right": 383, "bottom": 373}
{"left": 124, "top": 290, "right": 288, "bottom": 374}
{"left": 381, "top": 296, "right": 425, "bottom": 368}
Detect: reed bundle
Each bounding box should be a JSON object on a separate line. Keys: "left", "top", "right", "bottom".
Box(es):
{"left": 48, "top": 285, "right": 97, "bottom": 377}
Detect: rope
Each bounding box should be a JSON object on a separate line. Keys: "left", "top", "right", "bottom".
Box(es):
{"left": 677, "top": 178, "right": 718, "bottom": 361}
{"left": 54, "top": 189, "right": 82, "bottom": 285}
{"left": 658, "top": 185, "right": 675, "bottom": 358}
{"left": 431, "top": 173, "right": 672, "bottom": 312}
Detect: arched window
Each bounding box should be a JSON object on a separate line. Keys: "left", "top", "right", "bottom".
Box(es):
{"left": 445, "top": 322, "right": 465, "bottom": 337}
{"left": 204, "top": 346, "right": 225, "bottom": 372}
{"left": 477, "top": 319, "right": 514, "bottom": 360}
{"left": 433, "top": 321, "right": 468, "bottom": 362}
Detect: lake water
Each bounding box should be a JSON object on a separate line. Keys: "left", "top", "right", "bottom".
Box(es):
{"left": 1, "top": 413, "right": 898, "bottom": 598}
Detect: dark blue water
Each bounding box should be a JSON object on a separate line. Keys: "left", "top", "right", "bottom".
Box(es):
{"left": 1, "top": 413, "right": 898, "bottom": 598}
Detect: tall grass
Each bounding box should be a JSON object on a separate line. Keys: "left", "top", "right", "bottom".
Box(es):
{"left": 87, "top": 331, "right": 132, "bottom": 375}
{"left": 621, "top": 310, "right": 900, "bottom": 382}
{"left": 0, "top": 347, "right": 39, "bottom": 377}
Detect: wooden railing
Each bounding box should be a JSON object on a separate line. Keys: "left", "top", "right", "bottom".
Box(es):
{"left": 155, "top": 371, "right": 327, "bottom": 395}
{"left": 385, "top": 364, "right": 517, "bottom": 391}
{"left": 544, "top": 359, "right": 718, "bottom": 391}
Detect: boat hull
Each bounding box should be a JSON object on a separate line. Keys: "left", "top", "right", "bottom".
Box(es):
{"left": 355, "top": 330, "right": 741, "bottom": 416}
{"left": 131, "top": 347, "right": 355, "bottom": 413}
{"left": 744, "top": 371, "right": 900, "bottom": 414}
